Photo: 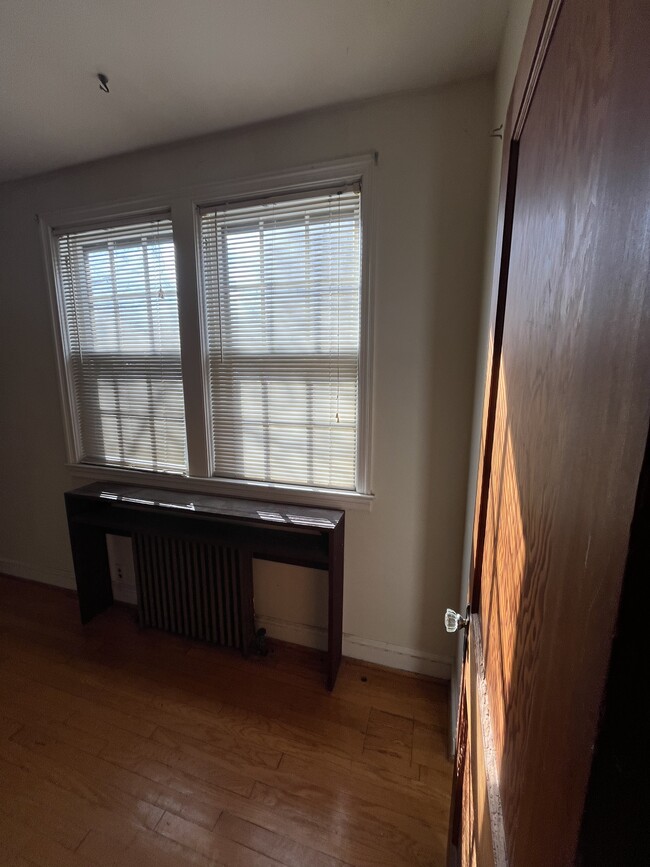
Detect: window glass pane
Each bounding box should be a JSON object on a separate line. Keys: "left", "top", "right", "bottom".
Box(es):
{"left": 57, "top": 218, "right": 187, "bottom": 474}
{"left": 200, "top": 189, "right": 361, "bottom": 491}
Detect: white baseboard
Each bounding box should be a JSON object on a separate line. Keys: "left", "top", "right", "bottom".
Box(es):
{"left": 112, "top": 581, "right": 138, "bottom": 606}
{"left": 0, "top": 558, "right": 138, "bottom": 605}
{"left": 255, "top": 614, "right": 329, "bottom": 652}
{"left": 256, "top": 614, "right": 452, "bottom": 680}
{"left": 0, "top": 558, "right": 75, "bottom": 590}
{"left": 0, "top": 559, "right": 452, "bottom": 680}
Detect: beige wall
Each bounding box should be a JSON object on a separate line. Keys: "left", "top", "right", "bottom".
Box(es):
{"left": 0, "top": 78, "right": 493, "bottom": 677}
{"left": 452, "top": 0, "right": 535, "bottom": 720}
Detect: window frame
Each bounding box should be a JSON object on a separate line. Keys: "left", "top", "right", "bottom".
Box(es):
{"left": 54, "top": 216, "right": 187, "bottom": 475}
{"left": 41, "top": 155, "right": 376, "bottom": 510}
{"left": 199, "top": 184, "right": 363, "bottom": 492}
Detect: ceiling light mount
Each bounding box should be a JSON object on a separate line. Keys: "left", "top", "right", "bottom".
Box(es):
{"left": 97, "top": 73, "right": 109, "bottom": 93}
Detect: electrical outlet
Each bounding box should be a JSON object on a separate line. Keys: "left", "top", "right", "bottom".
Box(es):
{"left": 106, "top": 534, "right": 137, "bottom": 605}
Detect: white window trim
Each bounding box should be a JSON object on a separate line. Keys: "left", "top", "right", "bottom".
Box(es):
{"left": 41, "top": 155, "right": 376, "bottom": 511}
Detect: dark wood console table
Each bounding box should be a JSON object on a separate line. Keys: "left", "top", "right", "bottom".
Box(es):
{"left": 65, "top": 482, "right": 345, "bottom": 690}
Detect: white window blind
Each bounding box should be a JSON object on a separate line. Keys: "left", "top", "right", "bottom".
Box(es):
{"left": 55, "top": 216, "right": 187, "bottom": 473}
{"left": 199, "top": 187, "right": 362, "bottom": 491}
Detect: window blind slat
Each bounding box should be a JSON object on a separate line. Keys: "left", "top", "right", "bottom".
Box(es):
{"left": 200, "top": 190, "right": 361, "bottom": 491}
{"left": 57, "top": 218, "right": 188, "bottom": 474}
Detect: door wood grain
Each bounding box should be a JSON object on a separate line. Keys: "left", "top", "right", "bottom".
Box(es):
{"left": 451, "top": 0, "right": 650, "bottom": 863}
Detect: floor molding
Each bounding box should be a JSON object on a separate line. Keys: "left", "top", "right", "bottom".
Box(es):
{"left": 112, "top": 581, "right": 138, "bottom": 606}
{"left": 256, "top": 614, "right": 453, "bottom": 680}
{"left": 0, "top": 560, "right": 452, "bottom": 680}
{"left": 0, "top": 558, "right": 75, "bottom": 590}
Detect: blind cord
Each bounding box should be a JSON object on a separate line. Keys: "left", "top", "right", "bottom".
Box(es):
{"left": 216, "top": 210, "right": 225, "bottom": 364}
{"left": 336, "top": 192, "right": 341, "bottom": 425}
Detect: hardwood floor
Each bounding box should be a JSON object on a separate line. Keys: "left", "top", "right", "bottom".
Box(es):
{"left": 0, "top": 574, "right": 452, "bottom": 866}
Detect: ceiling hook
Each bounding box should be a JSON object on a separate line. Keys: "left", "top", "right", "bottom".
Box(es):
{"left": 97, "top": 74, "right": 110, "bottom": 93}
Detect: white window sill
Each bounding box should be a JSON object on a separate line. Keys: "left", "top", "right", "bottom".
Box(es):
{"left": 66, "top": 464, "right": 374, "bottom": 512}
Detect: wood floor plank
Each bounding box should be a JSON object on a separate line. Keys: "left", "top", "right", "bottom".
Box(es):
{"left": 127, "top": 652, "right": 371, "bottom": 735}
{"left": 156, "top": 811, "right": 282, "bottom": 867}
{"left": 10, "top": 723, "right": 222, "bottom": 831}
{"left": 0, "top": 715, "right": 22, "bottom": 740}
{"left": 418, "top": 762, "right": 454, "bottom": 798}
{"left": 95, "top": 755, "right": 399, "bottom": 867}
{"left": 0, "top": 813, "right": 90, "bottom": 867}
{"left": 251, "top": 767, "right": 443, "bottom": 853}
{"left": 368, "top": 707, "right": 416, "bottom": 735}
{"left": 151, "top": 720, "right": 277, "bottom": 769}
{"left": 362, "top": 706, "right": 415, "bottom": 776}
{"left": 2, "top": 652, "right": 303, "bottom": 775}
{"left": 0, "top": 761, "right": 89, "bottom": 850}
{"left": 335, "top": 663, "right": 448, "bottom": 727}
{"left": 250, "top": 781, "right": 438, "bottom": 867}
{"left": 0, "top": 613, "right": 102, "bottom": 661}
{"left": 0, "top": 574, "right": 451, "bottom": 867}
{"left": 0, "top": 629, "right": 73, "bottom": 667}
{"left": 0, "top": 736, "right": 164, "bottom": 833}
{"left": 215, "top": 810, "right": 346, "bottom": 867}
{"left": 77, "top": 826, "right": 220, "bottom": 867}
{"left": 0, "top": 814, "right": 33, "bottom": 862}
{"left": 278, "top": 752, "right": 448, "bottom": 824}
{"left": 144, "top": 718, "right": 446, "bottom": 857}
{"left": 47, "top": 650, "right": 229, "bottom": 729}
{"left": 137, "top": 663, "right": 368, "bottom": 761}
{"left": 66, "top": 639, "right": 371, "bottom": 762}
{"left": 0, "top": 676, "right": 73, "bottom": 725}
{"left": 59, "top": 633, "right": 371, "bottom": 762}
{"left": 412, "top": 719, "right": 448, "bottom": 769}
{"left": 86, "top": 717, "right": 257, "bottom": 798}
{"left": 362, "top": 736, "right": 417, "bottom": 778}
{"left": 0, "top": 702, "right": 107, "bottom": 756}
{"left": 13, "top": 834, "right": 90, "bottom": 867}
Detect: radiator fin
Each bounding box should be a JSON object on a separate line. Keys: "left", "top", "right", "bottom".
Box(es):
{"left": 132, "top": 533, "right": 251, "bottom": 652}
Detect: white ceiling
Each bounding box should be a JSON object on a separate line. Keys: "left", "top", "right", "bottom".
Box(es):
{"left": 0, "top": 0, "right": 507, "bottom": 183}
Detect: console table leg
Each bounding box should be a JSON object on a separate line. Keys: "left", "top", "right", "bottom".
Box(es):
{"left": 67, "top": 521, "right": 114, "bottom": 624}
{"left": 327, "top": 517, "right": 344, "bottom": 691}
{"left": 239, "top": 549, "right": 255, "bottom": 657}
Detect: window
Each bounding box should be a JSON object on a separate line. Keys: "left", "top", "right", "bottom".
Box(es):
{"left": 199, "top": 188, "right": 361, "bottom": 491}
{"left": 45, "top": 158, "right": 374, "bottom": 504}
{"left": 55, "top": 217, "right": 187, "bottom": 473}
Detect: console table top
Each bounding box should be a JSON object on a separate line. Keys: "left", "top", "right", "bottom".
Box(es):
{"left": 67, "top": 482, "right": 344, "bottom": 531}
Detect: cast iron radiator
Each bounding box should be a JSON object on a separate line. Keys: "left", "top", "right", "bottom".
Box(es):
{"left": 132, "top": 532, "right": 254, "bottom": 654}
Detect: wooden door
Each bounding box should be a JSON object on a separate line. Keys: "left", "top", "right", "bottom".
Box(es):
{"left": 449, "top": 0, "right": 650, "bottom": 864}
